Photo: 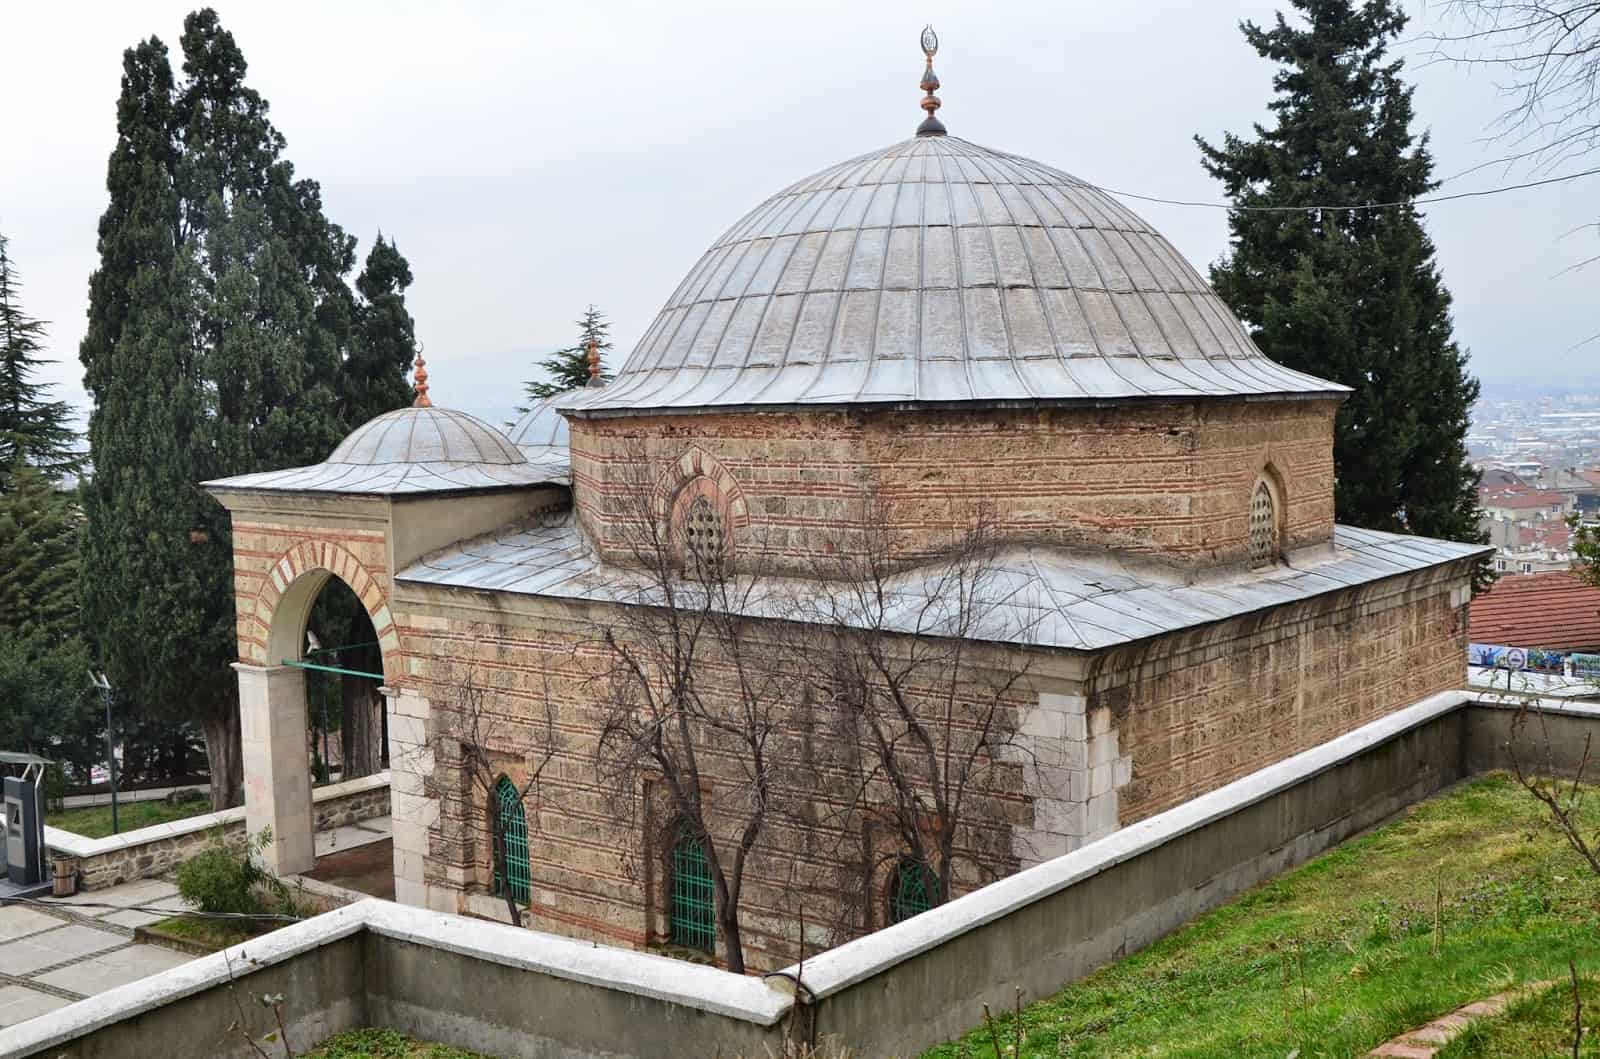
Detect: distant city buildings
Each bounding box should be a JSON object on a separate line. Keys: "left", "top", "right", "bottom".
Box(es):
{"left": 1469, "top": 390, "right": 1600, "bottom": 575}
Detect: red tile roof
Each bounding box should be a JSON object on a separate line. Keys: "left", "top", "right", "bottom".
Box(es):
{"left": 1470, "top": 571, "right": 1600, "bottom": 650}
{"left": 1478, "top": 485, "right": 1566, "bottom": 510}
{"left": 1517, "top": 521, "right": 1573, "bottom": 550}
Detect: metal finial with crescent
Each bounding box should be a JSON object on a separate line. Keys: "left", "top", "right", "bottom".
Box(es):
{"left": 916, "top": 25, "right": 946, "bottom": 137}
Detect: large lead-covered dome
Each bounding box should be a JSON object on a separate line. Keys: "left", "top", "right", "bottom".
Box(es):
{"left": 575, "top": 135, "right": 1345, "bottom": 415}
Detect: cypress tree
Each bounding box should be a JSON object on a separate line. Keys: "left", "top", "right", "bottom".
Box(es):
{"left": 520, "top": 304, "right": 612, "bottom": 407}
{"left": 1198, "top": 0, "right": 1483, "bottom": 544}
{"left": 80, "top": 10, "right": 417, "bottom": 808}
{"left": 0, "top": 233, "right": 79, "bottom": 483}
{"left": 342, "top": 234, "right": 418, "bottom": 427}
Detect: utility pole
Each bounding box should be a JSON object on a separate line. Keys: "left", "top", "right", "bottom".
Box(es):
{"left": 90, "top": 672, "right": 118, "bottom": 835}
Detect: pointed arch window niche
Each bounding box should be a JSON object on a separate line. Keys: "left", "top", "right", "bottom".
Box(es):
{"left": 1249, "top": 478, "right": 1280, "bottom": 568}
{"left": 492, "top": 776, "right": 530, "bottom": 904}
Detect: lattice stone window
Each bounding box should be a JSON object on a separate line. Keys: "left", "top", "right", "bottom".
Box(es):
{"left": 683, "top": 495, "right": 726, "bottom": 568}
{"left": 670, "top": 828, "right": 716, "bottom": 952}
{"left": 1249, "top": 480, "right": 1278, "bottom": 567}
{"left": 492, "top": 775, "right": 530, "bottom": 904}
{"left": 889, "top": 857, "right": 938, "bottom": 924}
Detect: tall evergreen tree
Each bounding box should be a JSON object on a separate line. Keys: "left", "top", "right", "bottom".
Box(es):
{"left": 0, "top": 466, "right": 100, "bottom": 767}
{"left": 0, "top": 465, "right": 80, "bottom": 641}
{"left": 519, "top": 303, "right": 612, "bottom": 408}
{"left": 0, "top": 234, "right": 79, "bottom": 483}
{"left": 342, "top": 235, "right": 418, "bottom": 427}
{"left": 80, "top": 11, "right": 418, "bottom": 808}
{"left": 1198, "top": 0, "right": 1483, "bottom": 545}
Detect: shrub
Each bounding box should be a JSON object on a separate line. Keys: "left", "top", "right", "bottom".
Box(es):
{"left": 177, "top": 827, "right": 288, "bottom": 916}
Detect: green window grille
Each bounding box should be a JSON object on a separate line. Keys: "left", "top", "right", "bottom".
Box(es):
{"left": 492, "top": 776, "right": 530, "bottom": 904}
{"left": 670, "top": 829, "right": 716, "bottom": 952}
{"left": 890, "top": 857, "right": 937, "bottom": 924}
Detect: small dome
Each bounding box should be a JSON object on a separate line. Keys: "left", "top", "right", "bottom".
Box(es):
{"left": 506, "top": 392, "right": 574, "bottom": 450}
{"left": 577, "top": 135, "right": 1346, "bottom": 414}
{"left": 329, "top": 407, "right": 526, "bottom": 466}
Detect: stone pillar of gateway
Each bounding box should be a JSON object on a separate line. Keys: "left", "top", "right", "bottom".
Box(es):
{"left": 202, "top": 354, "right": 574, "bottom": 884}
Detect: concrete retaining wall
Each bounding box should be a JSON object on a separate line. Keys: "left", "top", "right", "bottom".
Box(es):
{"left": 6, "top": 694, "right": 1596, "bottom": 1059}
{"left": 46, "top": 773, "right": 390, "bottom": 891}
{"left": 795, "top": 691, "right": 1473, "bottom": 1056}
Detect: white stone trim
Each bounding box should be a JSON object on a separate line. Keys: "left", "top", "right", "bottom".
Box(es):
{"left": 0, "top": 898, "right": 789, "bottom": 1057}
{"left": 43, "top": 772, "right": 390, "bottom": 859}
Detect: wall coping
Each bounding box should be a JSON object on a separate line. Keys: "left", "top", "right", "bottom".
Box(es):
{"left": 779, "top": 689, "right": 1478, "bottom": 999}
{"left": 44, "top": 771, "right": 391, "bottom": 859}
{"left": 8, "top": 690, "right": 1593, "bottom": 1058}
{"left": 0, "top": 898, "right": 789, "bottom": 1058}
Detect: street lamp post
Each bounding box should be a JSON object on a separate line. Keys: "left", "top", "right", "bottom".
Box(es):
{"left": 90, "top": 671, "right": 118, "bottom": 835}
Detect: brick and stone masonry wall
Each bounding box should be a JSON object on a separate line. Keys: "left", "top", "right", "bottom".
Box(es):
{"left": 48, "top": 774, "right": 392, "bottom": 891}
{"left": 383, "top": 548, "right": 1473, "bottom": 971}
{"left": 221, "top": 498, "right": 401, "bottom": 676}
{"left": 388, "top": 597, "right": 1034, "bottom": 970}
{"left": 569, "top": 397, "right": 1338, "bottom": 573}
{"left": 1099, "top": 569, "right": 1473, "bottom": 823}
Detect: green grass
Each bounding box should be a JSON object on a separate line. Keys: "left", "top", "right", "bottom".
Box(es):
{"left": 1438, "top": 977, "right": 1600, "bottom": 1057}
{"left": 924, "top": 773, "right": 1600, "bottom": 1059}
{"left": 304, "top": 1028, "right": 494, "bottom": 1059}
{"left": 146, "top": 913, "right": 264, "bottom": 952}
{"left": 47, "top": 796, "right": 211, "bottom": 838}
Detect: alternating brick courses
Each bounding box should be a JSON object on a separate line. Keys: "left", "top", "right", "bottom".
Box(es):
{"left": 571, "top": 398, "right": 1338, "bottom": 573}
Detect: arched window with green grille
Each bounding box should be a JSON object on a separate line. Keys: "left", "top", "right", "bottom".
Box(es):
{"left": 492, "top": 776, "right": 530, "bottom": 904}
{"left": 889, "top": 857, "right": 938, "bottom": 924}
{"left": 669, "top": 827, "right": 716, "bottom": 952}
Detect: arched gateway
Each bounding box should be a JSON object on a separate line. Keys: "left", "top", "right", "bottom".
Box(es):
{"left": 206, "top": 357, "right": 570, "bottom": 877}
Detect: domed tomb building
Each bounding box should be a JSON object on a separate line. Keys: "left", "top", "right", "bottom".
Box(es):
{"left": 205, "top": 48, "right": 1486, "bottom": 971}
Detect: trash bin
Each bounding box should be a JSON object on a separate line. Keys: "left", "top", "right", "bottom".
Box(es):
{"left": 51, "top": 857, "right": 76, "bottom": 896}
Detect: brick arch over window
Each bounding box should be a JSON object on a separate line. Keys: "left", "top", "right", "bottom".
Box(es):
{"left": 240, "top": 540, "right": 401, "bottom": 680}
{"left": 650, "top": 447, "right": 752, "bottom": 531}
{"left": 649, "top": 447, "right": 748, "bottom": 563}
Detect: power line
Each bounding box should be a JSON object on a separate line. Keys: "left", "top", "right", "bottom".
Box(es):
{"left": 1089, "top": 163, "right": 1600, "bottom": 213}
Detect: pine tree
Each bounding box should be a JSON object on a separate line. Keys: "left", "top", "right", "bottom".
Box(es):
{"left": 0, "top": 464, "right": 100, "bottom": 765}
{"left": 1198, "top": 0, "right": 1483, "bottom": 545}
{"left": 0, "top": 234, "right": 79, "bottom": 484}
{"left": 0, "top": 465, "right": 80, "bottom": 641}
{"left": 520, "top": 304, "right": 612, "bottom": 408}
{"left": 80, "top": 11, "right": 415, "bottom": 809}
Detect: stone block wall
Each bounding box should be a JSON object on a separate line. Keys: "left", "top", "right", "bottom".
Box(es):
{"left": 569, "top": 397, "right": 1337, "bottom": 573}
{"left": 1100, "top": 567, "right": 1473, "bottom": 823}
{"left": 48, "top": 774, "right": 392, "bottom": 891}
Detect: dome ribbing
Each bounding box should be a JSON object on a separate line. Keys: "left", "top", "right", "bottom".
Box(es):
{"left": 329, "top": 407, "right": 525, "bottom": 465}
{"left": 572, "top": 135, "right": 1345, "bottom": 416}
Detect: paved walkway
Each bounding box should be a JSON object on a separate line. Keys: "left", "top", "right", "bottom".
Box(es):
{"left": 0, "top": 814, "right": 394, "bottom": 1032}
{"left": 0, "top": 878, "right": 192, "bottom": 1030}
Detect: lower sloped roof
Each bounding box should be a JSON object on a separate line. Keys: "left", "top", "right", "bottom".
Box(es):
{"left": 396, "top": 520, "right": 1486, "bottom": 653}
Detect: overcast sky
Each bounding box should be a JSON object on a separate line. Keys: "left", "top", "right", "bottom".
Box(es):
{"left": 3, "top": 0, "right": 1595, "bottom": 431}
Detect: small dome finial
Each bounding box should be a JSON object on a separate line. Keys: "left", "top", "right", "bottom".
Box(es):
{"left": 917, "top": 25, "right": 946, "bottom": 137}
{"left": 413, "top": 351, "right": 432, "bottom": 407}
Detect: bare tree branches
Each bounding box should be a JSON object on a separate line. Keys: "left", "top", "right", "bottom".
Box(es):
{"left": 801, "top": 498, "right": 1034, "bottom": 918}
{"left": 588, "top": 445, "right": 808, "bottom": 974}
{"left": 1506, "top": 696, "right": 1600, "bottom": 875}
{"left": 448, "top": 658, "right": 561, "bottom": 928}
{"left": 1426, "top": 1, "right": 1600, "bottom": 172}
